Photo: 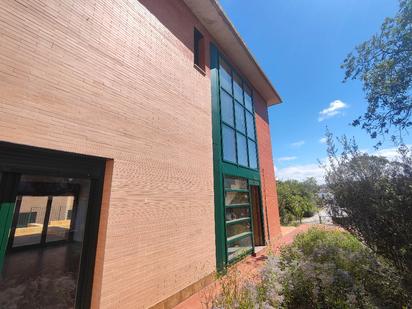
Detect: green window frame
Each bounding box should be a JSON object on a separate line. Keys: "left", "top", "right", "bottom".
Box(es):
{"left": 218, "top": 57, "right": 259, "bottom": 170}
{"left": 224, "top": 176, "right": 254, "bottom": 263}
{"left": 210, "top": 43, "right": 263, "bottom": 271}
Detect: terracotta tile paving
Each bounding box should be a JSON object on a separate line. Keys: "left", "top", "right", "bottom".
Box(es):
{"left": 173, "top": 224, "right": 315, "bottom": 309}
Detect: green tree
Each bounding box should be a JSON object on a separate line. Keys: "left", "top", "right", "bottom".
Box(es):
{"left": 342, "top": 0, "right": 412, "bottom": 145}
{"left": 323, "top": 132, "right": 412, "bottom": 291}
{"left": 277, "top": 179, "right": 320, "bottom": 225}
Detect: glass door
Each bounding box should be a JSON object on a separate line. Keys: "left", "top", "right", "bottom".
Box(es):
{"left": 0, "top": 142, "right": 106, "bottom": 309}
{"left": 224, "top": 176, "right": 254, "bottom": 262}
{"left": 9, "top": 177, "right": 82, "bottom": 249}
{"left": 0, "top": 175, "right": 91, "bottom": 308}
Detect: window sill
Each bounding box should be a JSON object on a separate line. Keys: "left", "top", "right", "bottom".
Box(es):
{"left": 194, "top": 63, "right": 206, "bottom": 76}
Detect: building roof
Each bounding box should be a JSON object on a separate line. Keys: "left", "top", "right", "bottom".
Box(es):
{"left": 183, "top": 0, "right": 282, "bottom": 106}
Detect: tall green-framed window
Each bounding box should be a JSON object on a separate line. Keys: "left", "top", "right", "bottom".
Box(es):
{"left": 211, "top": 44, "right": 263, "bottom": 271}
{"left": 219, "top": 58, "right": 258, "bottom": 170}
{"left": 224, "top": 176, "right": 253, "bottom": 262}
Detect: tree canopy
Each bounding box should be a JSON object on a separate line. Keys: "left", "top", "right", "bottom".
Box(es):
{"left": 277, "top": 178, "right": 320, "bottom": 225}
{"left": 342, "top": 0, "right": 412, "bottom": 145}
{"left": 323, "top": 132, "right": 412, "bottom": 290}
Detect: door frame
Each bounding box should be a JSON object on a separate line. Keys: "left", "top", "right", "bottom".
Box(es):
{"left": 0, "top": 142, "right": 106, "bottom": 309}
{"left": 250, "top": 184, "right": 266, "bottom": 247}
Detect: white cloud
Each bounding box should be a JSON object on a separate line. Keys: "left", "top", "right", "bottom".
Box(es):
{"left": 278, "top": 156, "right": 298, "bottom": 162}
{"left": 318, "top": 100, "right": 348, "bottom": 121}
{"left": 291, "top": 140, "right": 305, "bottom": 148}
{"left": 276, "top": 163, "right": 325, "bottom": 183}
{"left": 373, "top": 145, "right": 411, "bottom": 160}
{"left": 319, "top": 137, "right": 327, "bottom": 144}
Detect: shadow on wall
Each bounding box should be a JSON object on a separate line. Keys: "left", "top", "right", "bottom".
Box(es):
{"left": 138, "top": 0, "right": 210, "bottom": 70}
{"left": 253, "top": 91, "right": 270, "bottom": 125}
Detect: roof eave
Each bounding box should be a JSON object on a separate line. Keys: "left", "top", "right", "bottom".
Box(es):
{"left": 183, "top": 0, "right": 282, "bottom": 106}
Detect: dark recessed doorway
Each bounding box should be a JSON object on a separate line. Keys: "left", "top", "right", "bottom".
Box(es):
{"left": 250, "top": 185, "right": 265, "bottom": 247}
{"left": 0, "top": 142, "right": 106, "bottom": 309}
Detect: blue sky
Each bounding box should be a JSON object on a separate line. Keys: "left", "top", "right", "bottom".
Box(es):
{"left": 219, "top": 0, "right": 410, "bottom": 182}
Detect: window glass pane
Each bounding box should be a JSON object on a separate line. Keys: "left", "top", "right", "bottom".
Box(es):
{"left": 248, "top": 140, "right": 258, "bottom": 169}
{"left": 221, "top": 91, "right": 234, "bottom": 126}
{"left": 244, "top": 85, "right": 253, "bottom": 111}
{"left": 224, "top": 177, "right": 247, "bottom": 190}
{"left": 46, "top": 196, "right": 75, "bottom": 243}
{"left": 226, "top": 221, "right": 251, "bottom": 238}
{"left": 3, "top": 175, "right": 91, "bottom": 308}
{"left": 246, "top": 112, "right": 255, "bottom": 140}
{"left": 233, "top": 73, "right": 243, "bottom": 103}
{"left": 13, "top": 196, "right": 48, "bottom": 247}
{"left": 219, "top": 58, "right": 232, "bottom": 93}
{"left": 227, "top": 235, "right": 253, "bottom": 261}
{"left": 225, "top": 207, "right": 250, "bottom": 221}
{"left": 194, "top": 28, "right": 204, "bottom": 68}
{"left": 236, "top": 133, "right": 248, "bottom": 167}
{"left": 222, "top": 125, "right": 236, "bottom": 163}
{"left": 225, "top": 191, "right": 249, "bottom": 205}
{"left": 235, "top": 102, "right": 245, "bottom": 133}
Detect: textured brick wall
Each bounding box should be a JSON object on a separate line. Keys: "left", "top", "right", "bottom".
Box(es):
{"left": 0, "top": 0, "right": 215, "bottom": 307}
{"left": 255, "top": 93, "right": 282, "bottom": 242}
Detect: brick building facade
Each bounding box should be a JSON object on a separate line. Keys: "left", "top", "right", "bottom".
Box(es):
{"left": 0, "top": 0, "right": 281, "bottom": 308}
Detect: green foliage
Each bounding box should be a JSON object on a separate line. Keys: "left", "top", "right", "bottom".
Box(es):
{"left": 279, "top": 228, "right": 411, "bottom": 308}
{"left": 277, "top": 178, "right": 320, "bottom": 225}
{"left": 209, "top": 264, "right": 282, "bottom": 309}
{"left": 323, "top": 131, "right": 412, "bottom": 292}
{"left": 208, "top": 228, "right": 410, "bottom": 308}
{"left": 342, "top": 0, "right": 412, "bottom": 145}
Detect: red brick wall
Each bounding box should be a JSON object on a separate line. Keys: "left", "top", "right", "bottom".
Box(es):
{"left": 0, "top": 0, "right": 216, "bottom": 307}
{"left": 0, "top": 0, "right": 282, "bottom": 306}
{"left": 255, "top": 93, "right": 282, "bottom": 242}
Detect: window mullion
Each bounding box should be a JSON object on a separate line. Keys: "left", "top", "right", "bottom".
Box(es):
{"left": 225, "top": 203, "right": 250, "bottom": 208}
{"left": 230, "top": 70, "right": 238, "bottom": 167}
{"left": 242, "top": 80, "right": 251, "bottom": 168}
{"left": 222, "top": 120, "right": 236, "bottom": 131}
{"left": 227, "top": 231, "right": 252, "bottom": 244}
{"left": 226, "top": 217, "right": 251, "bottom": 226}
{"left": 251, "top": 87, "right": 259, "bottom": 169}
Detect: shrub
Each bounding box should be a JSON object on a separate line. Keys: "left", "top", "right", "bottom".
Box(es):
{"left": 210, "top": 263, "right": 282, "bottom": 309}
{"left": 205, "top": 250, "right": 286, "bottom": 308}
{"left": 208, "top": 228, "right": 411, "bottom": 308}
{"left": 279, "top": 227, "right": 411, "bottom": 308}
{"left": 323, "top": 133, "right": 412, "bottom": 288}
